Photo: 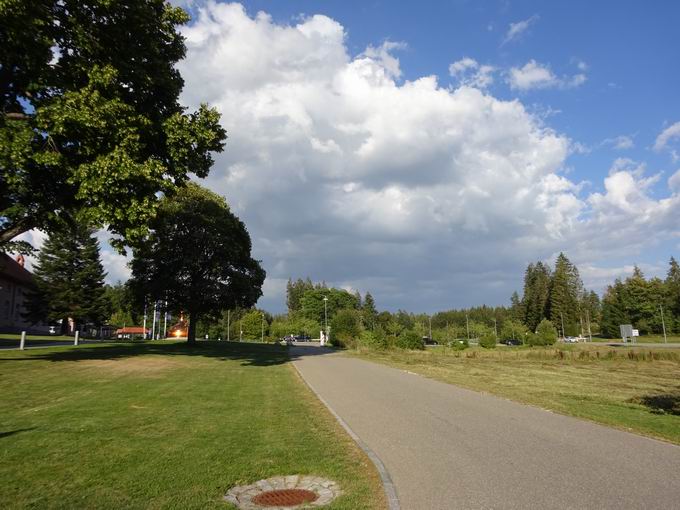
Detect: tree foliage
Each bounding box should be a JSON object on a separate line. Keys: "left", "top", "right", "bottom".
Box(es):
{"left": 330, "top": 308, "right": 361, "bottom": 348}
{"left": 0, "top": 0, "right": 226, "bottom": 250}
{"left": 24, "top": 222, "right": 107, "bottom": 331}
{"left": 299, "top": 287, "right": 359, "bottom": 328}
{"left": 128, "top": 184, "right": 265, "bottom": 343}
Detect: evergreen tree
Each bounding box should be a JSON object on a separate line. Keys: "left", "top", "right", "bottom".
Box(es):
{"left": 510, "top": 291, "right": 524, "bottom": 321}
{"left": 600, "top": 279, "right": 628, "bottom": 338}
{"left": 548, "top": 253, "right": 583, "bottom": 336}
{"left": 24, "top": 223, "right": 108, "bottom": 332}
{"left": 286, "top": 278, "right": 315, "bottom": 313}
{"left": 666, "top": 257, "right": 680, "bottom": 331}
{"left": 521, "top": 262, "right": 551, "bottom": 331}
{"left": 362, "top": 292, "right": 378, "bottom": 329}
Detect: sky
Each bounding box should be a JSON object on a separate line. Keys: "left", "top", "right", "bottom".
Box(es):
{"left": 21, "top": 0, "right": 680, "bottom": 313}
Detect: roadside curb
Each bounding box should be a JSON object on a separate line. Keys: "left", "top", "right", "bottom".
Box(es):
{"left": 291, "top": 359, "right": 400, "bottom": 510}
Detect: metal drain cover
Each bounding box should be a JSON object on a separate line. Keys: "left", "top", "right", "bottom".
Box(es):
{"left": 252, "top": 489, "right": 318, "bottom": 507}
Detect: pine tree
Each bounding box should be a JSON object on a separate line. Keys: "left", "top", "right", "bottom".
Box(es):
{"left": 24, "top": 223, "right": 108, "bottom": 332}
{"left": 363, "top": 292, "right": 378, "bottom": 329}
{"left": 666, "top": 257, "right": 680, "bottom": 330}
{"left": 548, "top": 253, "right": 583, "bottom": 336}
{"left": 510, "top": 291, "right": 523, "bottom": 321}
{"left": 601, "top": 279, "right": 628, "bottom": 338}
{"left": 521, "top": 262, "right": 551, "bottom": 331}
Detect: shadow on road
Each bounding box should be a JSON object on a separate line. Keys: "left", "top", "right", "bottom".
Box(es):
{"left": 0, "top": 340, "right": 337, "bottom": 367}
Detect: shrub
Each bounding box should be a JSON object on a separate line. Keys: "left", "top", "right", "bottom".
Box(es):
{"left": 330, "top": 309, "right": 361, "bottom": 348}
{"left": 479, "top": 333, "right": 497, "bottom": 349}
{"left": 529, "top": 319, "right": 558, "bottom": 346}
{"left": 357, "top": 329, "right": 388, "bottom": 350}
{"left": 395, "top": 330, "right": 424, "bottom": 350}
{"left": 448, "top": 339, "right": 469, "bottom": 350}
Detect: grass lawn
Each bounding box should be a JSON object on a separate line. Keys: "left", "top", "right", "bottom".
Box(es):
{"left": 0, "top": 341, "right": 384, "bottom": 509}
{"left": 592, "top": 334, "right": 680, "bottom": 343}
{"left": 350, "top": 344, "right": 680, "bottom": 444}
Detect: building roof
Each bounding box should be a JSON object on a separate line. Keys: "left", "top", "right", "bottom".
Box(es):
{"left": 115, "top": 327, "right": 149, "bottom": 334}
{"left": 0, "top": 253, "right": 34, "bottom": 286}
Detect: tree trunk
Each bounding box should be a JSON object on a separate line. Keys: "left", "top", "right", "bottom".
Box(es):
{"left": 187, "top": 312, "right": 198, "bottom": 344}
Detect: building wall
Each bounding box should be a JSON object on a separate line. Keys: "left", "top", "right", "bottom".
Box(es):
{"left": 0, "top": 275, "right": 47, "bottom": 333}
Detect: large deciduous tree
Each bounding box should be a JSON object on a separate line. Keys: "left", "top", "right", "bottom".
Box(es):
{"left": 128, "top": 184, "right": 265, "bottom": 344}
{"left": 0, "top": 0, "right": 226, "bottom": 251}
{"left": 24, "top": 223, "right": 108, "bottom": 332}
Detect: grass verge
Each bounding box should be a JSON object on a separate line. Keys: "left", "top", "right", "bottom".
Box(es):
{"left": 350, "top": 344, "right": 680, "bottom": 444}
{"left": 0, "top": 341, "right": 384, "bottom": 509}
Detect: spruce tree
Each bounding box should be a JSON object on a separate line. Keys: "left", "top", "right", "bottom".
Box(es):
{"left": 521, "top": 262, "right": 551, "bottom": 331}
{"left": 548, "top": 253, "right": 583, "bottom": 336}
{"left": 666, "top": 257, "right": 680, "bottom": 330}
{"left": 363, "top": 292, "right": 378, "bottom": 329}
{"left": 24, "top": 224, "right": 108, "bottom": 332}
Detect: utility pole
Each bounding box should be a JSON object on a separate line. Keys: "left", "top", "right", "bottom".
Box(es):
{"left": 428, "top": 315, "right": 432, "bottom": 340}
{"left": 227, "top": 309, "right": 230, "bottom": 342}
{"left": 142, "top": 300, "right": 147, "bottom": 339}
{"left": 151, "top": 300, "right": 157, "bottom": 340}
{"left": 446, "top": 321, "right": 449, "bottom": 343}
{"left": 493, "top": 317, "right": 498, "bottom": 339}
{"left": 239, "top": 319, "right": 242, "bottom": 342}
{"left": 466, "top": 313, "right": 470, "bottom": 341}
{"left": 586, "top": 309, "right": 592, "bottom": 342}
{"left": 261, "top": 312, "right": 264, "bottom": 342}
{"left": 660, "top": 304, "right": 668, "bottom": 343}
{"left": 560, "top": 312, "right": 566, "bottom": 340}
{"left": 162, "top": 300, "right": 168, "bottom": 339}
{"left": 323, "top": 296, "right": 328, "bottom": 341}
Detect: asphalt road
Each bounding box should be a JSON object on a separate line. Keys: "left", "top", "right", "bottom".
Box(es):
{"left": 291, "top": 345, "right": 680, "bottom": 510}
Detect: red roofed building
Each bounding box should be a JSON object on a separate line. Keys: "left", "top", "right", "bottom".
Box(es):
{"left": 115, "top": 326, "right": 149, "bottom": 339}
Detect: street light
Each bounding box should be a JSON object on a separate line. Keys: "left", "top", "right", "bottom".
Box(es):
{"left": 323, "top": 296, "right": 328, "bottom": 343}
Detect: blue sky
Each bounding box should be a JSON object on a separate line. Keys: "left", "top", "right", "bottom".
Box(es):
{"left": 25, "top": 0, "right": 677, "bottom": 314}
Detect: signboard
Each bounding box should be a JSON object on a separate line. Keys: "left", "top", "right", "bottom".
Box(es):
{"left": 632, "top": 329, "right": 639, "bottom": 337}
{"left": 619, "top": 324, "right": 633, "bottom": 339}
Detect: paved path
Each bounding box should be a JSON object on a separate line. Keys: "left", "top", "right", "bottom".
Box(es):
{"left": 291, "top": 345, "right": 680, "bottom": 510}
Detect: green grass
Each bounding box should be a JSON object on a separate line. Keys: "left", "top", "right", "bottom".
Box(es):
{"left": 350, "top": 344, "right": 680, "bottom": 444}
{"left": 0, "top": 341, "right": 384, "bottom": 509}
{"left": 592, "top": 334, "right": 680, "bottom": 343}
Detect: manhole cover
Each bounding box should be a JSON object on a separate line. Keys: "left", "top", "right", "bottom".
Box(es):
{"left": 252, "top": 489, "right": 318, "bottom": 507}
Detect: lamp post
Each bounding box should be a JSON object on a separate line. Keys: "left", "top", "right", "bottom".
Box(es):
{"left": 660, "top": 304, "right": 668, "bottom": 343}
{"left": 323, "top": 296, "right": 328, "bottom": 343}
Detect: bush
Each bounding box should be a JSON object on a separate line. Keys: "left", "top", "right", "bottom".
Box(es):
{"left": 330, "top": 309, "right": 361, "bottom": 348}
{"left": 448, "top": 338, "right": 469, "bottom": 350}
{"left": 530, "top": 319, "right": 558, "bottom": 346}
{"left": 357, "top": 329, "right": 388, "bottom": 350}
{"left": 479, "top": 333, "right": 497, "bottom": 349}
{"left": 395, "top": 330, "right": 424, "bottom": 350}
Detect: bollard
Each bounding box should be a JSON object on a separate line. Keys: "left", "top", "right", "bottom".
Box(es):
{"left": 20, "top": 331, "right": 26, "bottom": 350}
{"left": 74, "top": 330, "right": 79, "bottom": 346}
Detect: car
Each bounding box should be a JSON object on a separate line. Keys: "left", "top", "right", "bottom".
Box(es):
{"left": 503, "top": 338, "right": 522, "bottom": 346}
{"left": 563, "top": 336, "right": 579, "bottom": 343}
{"left": 48, "top": 326, "right": 57, "bottom": 335}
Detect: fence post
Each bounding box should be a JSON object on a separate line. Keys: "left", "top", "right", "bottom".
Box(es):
{"left": 74, "top": 331, "right": 79, "bottom": 346}
{"left": 20, "top": 331, "right": 26, "bottom": 350}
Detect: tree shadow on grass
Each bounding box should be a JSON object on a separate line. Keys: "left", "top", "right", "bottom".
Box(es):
{"left": 0, "top": 428, "right": 36, "bottom": 439}
{"left": 0, "top": 341, "right": 335, "bottom": 367}
{"left": 634, "top": 393, "right": 680, "bottom": 416}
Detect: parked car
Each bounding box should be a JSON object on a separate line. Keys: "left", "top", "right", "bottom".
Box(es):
{"left": 48, "top": 326, "right": 57, "bottom": 335}
{"left": 564, "top": 336, "right": 579, "bottom": 343}
{"left": 503, "top": 338, "right": 522, "bottom": 346}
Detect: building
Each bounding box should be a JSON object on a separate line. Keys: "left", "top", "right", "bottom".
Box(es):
{"left": 0, "top": 253, "right": 46, "bottom": 333}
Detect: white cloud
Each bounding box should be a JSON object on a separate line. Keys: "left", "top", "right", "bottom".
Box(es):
{"left": 169, "top": 3, "right": 680, "bottom": 312}
{"left": 507, "top": 60, "right": 586, "bottom": 91}
{"left": 449, "top": 57, "right": 495, "bottom": 88}
{"left": 654, "top": 121, "right": 680, "bottom": 152}
{"left": 601, "top": 134, "right": 635, "bottom": 150}
{"left": 669, "top": 169, "right": 680, "bottom": 192}
{"left": 503, "top": 14, "right": 539, "bottom": 44}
